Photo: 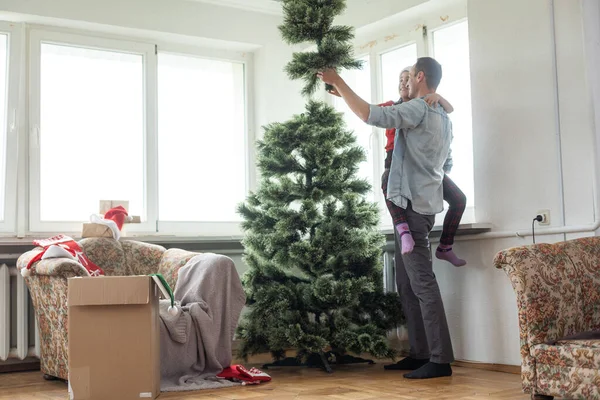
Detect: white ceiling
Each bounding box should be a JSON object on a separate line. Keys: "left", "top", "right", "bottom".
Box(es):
{"left": 188, "top": 0, "right": 439, "bottom": 31}
{"left": 189, "top": 0, "right": 283, "bottom": 15}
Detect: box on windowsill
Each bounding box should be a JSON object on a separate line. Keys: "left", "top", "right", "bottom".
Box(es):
{"left": 81, "top": 223, "right": 114, "bottom": 238}
{"left": 67, "top": 276, "right": 160, "bottom": 400}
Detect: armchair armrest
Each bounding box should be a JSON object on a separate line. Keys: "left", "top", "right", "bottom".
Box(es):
{"left": 494, "top": 247, "right": 544, "bottom": 393}
{"left": 157, "top": 248, "right": 200, "bottom": 290}
{"left": 17, "top": 249, "right": 89, "bottom": 278}
{"left": 493, "top": 248, "right": 534, "bottom": 350}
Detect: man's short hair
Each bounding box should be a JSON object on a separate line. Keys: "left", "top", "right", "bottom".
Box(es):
{"left": 414, "top": 57, "right": 442, "bottom": 90}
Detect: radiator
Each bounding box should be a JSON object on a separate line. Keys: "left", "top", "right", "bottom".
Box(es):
{"left": 383, "top": 250, "right": 396, "bottom": 294}
{"left": 383, "top": 249, "right": 409, "bottom": 342}
{"left": 0, "top": 263, "right": 39, "bottom": 362}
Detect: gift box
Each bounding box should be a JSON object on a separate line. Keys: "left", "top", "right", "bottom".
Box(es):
{"left": 81, "top": 222, "right": 114, "bottom": 238}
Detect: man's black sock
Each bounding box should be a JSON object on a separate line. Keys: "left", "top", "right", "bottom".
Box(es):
{"left": 384, "top": 357, "right": 429, "bottom": 371}
{"left": 403, "top": 362, "right": 452, "bottom": 379}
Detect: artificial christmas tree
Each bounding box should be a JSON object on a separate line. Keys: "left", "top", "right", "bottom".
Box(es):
{"left": 279, "top": 0, "right": 363, "bottom": 96}
{"left": 236, "top": 0, "right": 404, "bottom": 372}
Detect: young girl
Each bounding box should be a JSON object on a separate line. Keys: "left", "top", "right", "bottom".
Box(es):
{"left": 379, "top": 67, "right": 467, "bottom": 267}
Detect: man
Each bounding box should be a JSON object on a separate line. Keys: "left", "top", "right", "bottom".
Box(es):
{"left": 317, "top": 57, "right": 454, "bottom": 379}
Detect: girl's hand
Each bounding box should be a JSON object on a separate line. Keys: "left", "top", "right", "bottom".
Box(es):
{"left": 424, "top": 93, "right": 442, "bottom": 107}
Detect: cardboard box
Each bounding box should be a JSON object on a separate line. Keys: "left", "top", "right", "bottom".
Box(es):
{"left": 81, "top": 222, "right": 114, "bottom": 238}
{"left": 68, "top": 276, "right": 160, "bottom": 400}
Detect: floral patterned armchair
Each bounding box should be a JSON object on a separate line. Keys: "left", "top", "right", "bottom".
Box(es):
{"left": 16, "top": 237, "right": 200, "bottom": 381}
{"left": 494, "top": 237, "right": 600, "bottom": 400}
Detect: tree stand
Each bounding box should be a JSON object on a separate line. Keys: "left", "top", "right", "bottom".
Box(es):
{"left": 262, "top": 351, "right": 375, "bottom": 374}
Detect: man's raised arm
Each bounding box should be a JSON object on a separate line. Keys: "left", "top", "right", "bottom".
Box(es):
{"left": 318, "top": 69, "right": 426, "bottom": 130}
{"left": 318, "top": 69, "right": 370, "bottom": 122}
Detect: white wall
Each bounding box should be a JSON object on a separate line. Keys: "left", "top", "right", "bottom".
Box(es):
{"left": 581, "top": 0, "right": 600, "bottom": 239}
{"left": 0, "top": 0, "right": 277, "bottom": 46}
{"left": 252, "top": 41, "right": 306, "bottom": 140}
{"left": 353, "top": 0, "right": 467, "bottom": 51}
{"left": 441, "top": 0, "right": 596, "bottom": 365}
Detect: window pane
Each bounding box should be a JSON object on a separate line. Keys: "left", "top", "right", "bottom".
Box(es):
{"left": 380, "top": 43, "right": 417, "bottom": 103}
{"left": 433, "top": 21, "right": 474, "bottom": 207}
{"left": 40, "top": 43, "right": 144, "bottom": 221}
{"left": 158, "top": 53, "right": 245, "bottom": 222}
{"left": 332, "top": 56, "right": 373, "bottom": 199}
{"left": 0, "top": 34, "right": 7, "bottom": 221}
{"left": 378, "top": 44, "right": 418, "bottom": 224}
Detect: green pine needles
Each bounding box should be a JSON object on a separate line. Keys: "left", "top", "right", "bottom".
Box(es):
{"left": 236, "top": 0, "right": 404, "bottom": 371}
{"left": 279, "top": 0, "right": 363, "bottom": 96}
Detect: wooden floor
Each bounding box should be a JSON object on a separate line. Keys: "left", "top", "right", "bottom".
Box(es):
{"left": 0, "top": 364, "right": 538, "bottom": 400}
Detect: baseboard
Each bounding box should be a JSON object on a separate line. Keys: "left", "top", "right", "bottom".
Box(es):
{"left": 0, "top": 358, "right": 40, "bottom": 373}
{"left": 395, "top": 347, "right": 521, "bottom": 375}
{"left": 452, "top": 360, "right": 521, "bottom": 375}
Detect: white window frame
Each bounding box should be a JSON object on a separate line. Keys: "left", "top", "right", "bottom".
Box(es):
{"left": 325, "top": 52, "right": 376, "bottom": 200}
{"left": 28, "top": 29, "right": 158, "bottom": 234}
{"left": 153, "top": 43, "right": 253, "bottom": 237}
{"left": 0, "top": 22, "right": 22, "bottom": 234}
{"left": 27, "top": 29, "right": 253, "bottom": 237}
{"left": 372, "top": 38, "right": 420, "bottom": 229}
{"left": 427, "top": 17, "right": 476, "bottom": 225}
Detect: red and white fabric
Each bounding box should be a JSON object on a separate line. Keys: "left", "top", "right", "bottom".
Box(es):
{"left": 217, "top": 365, "right": 272, "bottom": 385}
{"left": 22, "top": 234, "right": 104, "bottom": 277}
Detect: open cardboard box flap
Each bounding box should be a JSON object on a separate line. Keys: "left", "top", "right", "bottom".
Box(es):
{"left": 68, "top": 276, "right": 151, "bottom": 306}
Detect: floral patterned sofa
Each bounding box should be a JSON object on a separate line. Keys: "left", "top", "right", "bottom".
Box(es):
{"left": 494, "top": 236, "right": 600, "bottom": 400}
{"left": 16, "top": 237, "right": 200, "bottom": 381}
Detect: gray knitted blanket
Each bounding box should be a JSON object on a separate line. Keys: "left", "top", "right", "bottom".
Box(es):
{"left": 158, "top": 253, "right": 246, "bottom": 392}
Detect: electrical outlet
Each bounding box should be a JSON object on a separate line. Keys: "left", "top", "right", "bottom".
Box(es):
{"left": 537, "top": 209, "right": 551, "bottom": 225}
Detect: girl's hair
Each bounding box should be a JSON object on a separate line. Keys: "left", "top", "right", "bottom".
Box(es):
{"left": 401, "top": 66, "right": 412, "bottom": 74}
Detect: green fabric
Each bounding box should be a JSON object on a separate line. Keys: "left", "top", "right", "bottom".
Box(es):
{"left": 150, "top": 273, "right": 174, "bottom": 307}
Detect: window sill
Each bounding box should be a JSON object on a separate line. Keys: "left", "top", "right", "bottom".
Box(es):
{"left": 0, "top": 234, "right": 246, "bottom": 258}
{"left": 380, "top": 222, "right": 492, "bottom": 251}
{"left": 380, "top": 222, "right": 492, "bottom": 238}
{"left": 0, "top": 223, "right": 492, "bottom": 260}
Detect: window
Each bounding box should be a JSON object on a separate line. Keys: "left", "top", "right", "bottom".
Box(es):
{"left": 28, "top": 29, "right": 250, "bottom": 235}
{"left": 432, "top": 20, "right": 474, "bottom": 212}
{"left": 157, "top": 52, "right": 245, "bottom": 222}
{"left": 380, "top": 44, "right": 417, "bottom": 104}
{"left": 38, "top": 43, "right": 145, "bottom": 221}
{"left": 350, "top": 17, "right": 475, "bottom": 229}
{"left": 378, "top": 44, "right": 418, "bottom": 225}
{"left": 331, "top": 55, "right": 374, "bottom": 200}
{"left": 0, "top": 23, "right": 20, "bottom": 233}
{"left": 29, "top": 31, "right": 156, "bottom": 233}
{"left": 0, "top": 33, "right": 8, "bottom": 221}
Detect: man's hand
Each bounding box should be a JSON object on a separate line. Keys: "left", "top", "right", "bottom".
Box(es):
{"left": 327, "top": 87, "right": 341, "bottom": 97}
{"left": 317, "top": 69, "right": 342, "bottom": 86}
{"left": 317, "top": 68, "right": 371, "bottom": 122}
